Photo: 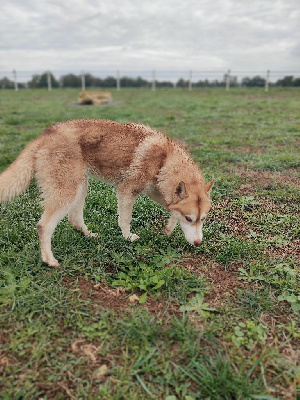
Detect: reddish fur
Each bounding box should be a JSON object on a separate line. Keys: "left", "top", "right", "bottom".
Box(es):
{"left": 0, "top": 119, "right": 214, "bottom": 266}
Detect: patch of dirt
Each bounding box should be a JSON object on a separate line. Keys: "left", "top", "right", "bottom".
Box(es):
{"left": 212, "top": 198, "right": 249, "bottom": 235}
{"left": 73, "top": 278, "right": 130, "bottom": 311}
{"left": 63, "top": 276, "right": 180, "bottom": 318}
{"left": 0, "top": 351, "right": 10, "bottom": 375}
{"left": 237, "top": 167, "right": 300, "bottom": 188}
{"left": 0, "top": 330, "right": 11, "bottom": 374}
{"left": 182, "top": 256, "right": 247, "bottom": 308}
{"left": 264, "top": 238, "right": 300, "bottom": 260}
{"left": 63, "top": 255, "right": 248, "bottom": 315}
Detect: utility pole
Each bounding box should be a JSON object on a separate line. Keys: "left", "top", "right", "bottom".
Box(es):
{"left": 226, "top": 69, "right": 231, "bottom": 91}
{"left": 116, "top": 70, "right": 120, "bottom": 90}
{"left": 265, "top": 70, "right": 270, "bottom": 92}
{"left": 152, "top": 70, "right": 156, "bottom": 91}
{"left": 47, "top": 71, "right": 52, "bottom": 91}
{"left": 188, "top": 70, "right": 193, "bottom": 91}
{"left": 81, "top": 71, "right": 86, "bottom": 92}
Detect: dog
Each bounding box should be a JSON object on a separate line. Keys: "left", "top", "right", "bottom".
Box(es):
{"left": 0, "top": 119, "right": 214, "bottom": 267}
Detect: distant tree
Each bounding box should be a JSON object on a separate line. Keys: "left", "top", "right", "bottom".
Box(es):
{"left": 293, "top": 77, "right": 300, "bottom": 86}
{"left": 176, "top": 78, "right": 189, "bottom": 88}
{"left": 28, "top": 74, "right": 41, "bottom": 88}
{"left": 84, "top": 73, "right": 95, "bottom": 87}
{"left": 61, "top": 74, "right": 81, "bottom": 87}
{"left": 211, "top": 79, "right": 224, "bottom": 87}
{"left": 92, "top": 77, "right": 103, "bottom": 87}
{"left": 0, "top": 77, "right": 14, "bottom": 89}
{"left": 276, "top": 75, "right": 295, "bottom": 86}
{"left": 194, "top": 79, "right": 212, "bottom": 87}
{"left": 39, "top": 72, "right": 59, "bottom": 88}
{"left": 28, "top": 72, "right": 59, "bottom": 88}
{"left": 241, "top": 77, "right": 251, "bottom": 87}
{"left": 252, "top": 76, "right": 265, "bottom": 87}
{"left": 156, "top": 80, "right": 173, "bottom": 88}
{"left": 241, "top": 76, "right": 265, "bottom": 87}
{"left": 103, "top": 76, "right": 117, "bottom": 87}
{"left": 120, "top": 76, "right": 137, "bottom": 87}
{"left": 136, "top": 76, "right": 150, "bottom": 87}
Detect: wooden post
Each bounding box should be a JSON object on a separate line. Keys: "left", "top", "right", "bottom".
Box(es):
{"left": 265, "top": 70, "right": 270, "bottom": 92}
{"left": 81, "top": 71, "right": 86, "bottom": 92}
{"left": 152, "top": 70, "right": 156, "bottom": 91}
{"left": 226, "top": 69, "right": 231, "bottom": 91}
{"left": 13, "top": 70, "right": 18, "bottom": 91}
{"left": 188, "top": 70, "right": 193, "bottom": 91}
{"left": 116, "top": 70, "right": 120, "bottom": 90}
{"left": 47, "top": 71, "right": 52, "bottom": 91}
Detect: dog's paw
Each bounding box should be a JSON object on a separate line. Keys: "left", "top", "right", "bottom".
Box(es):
{"left": 129, "top": 233, "right": 140, "bottom": 242}
{"left": 165, "top": 217, "right": 177, "bottom": 236}
{"left": 43, "top": 257, "right": 59, "bottom": 268}
{"left": 49, "top": 259, "right": 60, "bottom": 268}
{"left": 165, "top": 226, "right": 174, "bottom": 236}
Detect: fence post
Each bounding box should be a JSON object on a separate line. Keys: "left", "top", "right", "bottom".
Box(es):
{"left": 188, "top": 70, "right": 193, "bottom": 91}
{"left": 116, "top": 70, "right": 120, "bottom": 90}
{"left": 13, "top": 70, "right": 19, "bottom": 91}
{"left": 152, "top": 70, "right": 156, "bottom": 91}
{"left": 226, "top": 69, "right": 231, "bottom": 91}
{"left": 265, "top": 70, "right": 270, "bottom": 92}
{"left": 47, "top": 71, "right": 52, "bottom": 91}
{"left": 81, "top": 71, "right": 86, "bottom": 92}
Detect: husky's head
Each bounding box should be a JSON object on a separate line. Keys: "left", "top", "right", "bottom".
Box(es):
{"left": 166, "top": 180, "right": 214, "bottom": 245}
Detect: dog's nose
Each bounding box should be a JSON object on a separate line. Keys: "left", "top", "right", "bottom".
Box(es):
{"left": 194, "top": 239, "right": 202, "bottom": 245}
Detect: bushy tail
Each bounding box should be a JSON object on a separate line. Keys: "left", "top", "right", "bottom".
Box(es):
{"left": 0, "top": 140, "right": 38, "bottom": 202}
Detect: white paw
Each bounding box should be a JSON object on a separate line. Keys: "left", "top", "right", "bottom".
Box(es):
{"left": 44, "top": 257, "right": 59, "bottom": 268}
{"left": 129, "top": 233, "right": 140, "bottom": 242}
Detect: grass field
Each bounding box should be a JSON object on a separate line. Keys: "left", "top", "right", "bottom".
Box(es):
{"left": 0, "top": 87, "right": 299, "bottom": 399}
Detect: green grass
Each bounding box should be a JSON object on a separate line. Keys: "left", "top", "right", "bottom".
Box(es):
{"left": 0, "top": 87, "right": 299, "bottom": 399}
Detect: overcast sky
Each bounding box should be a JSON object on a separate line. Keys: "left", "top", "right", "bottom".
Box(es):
{"left": 1, "top": 0, "right": 299, "bottom": 79}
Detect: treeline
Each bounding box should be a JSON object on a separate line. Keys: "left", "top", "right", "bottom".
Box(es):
{"left": 1, "top": 72, "right": 300, "bottom": 89}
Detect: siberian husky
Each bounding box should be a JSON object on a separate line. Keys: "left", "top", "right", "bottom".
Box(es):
{"left": 0, "top": 119, "right": 214, "bottom": 267}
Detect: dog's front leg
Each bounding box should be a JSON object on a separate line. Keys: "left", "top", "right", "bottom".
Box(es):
{"left": 117, "top": 190, "right": 139, "bottom": 241}
{"left": 165, "top": 215, "right": 178, "bottom": 236}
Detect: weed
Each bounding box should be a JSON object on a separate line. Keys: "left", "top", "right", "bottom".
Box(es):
{"left": 110, "top": 247, "right": 208, "bottom": 303}
{"left": 236, "top": 287, "right": 276, "bottom": 318}
{"left": 176, "top": 354, "right": 270, "bottom": 399}
{"left": 229, "top": 321, "right": 269, "bottom": 350}
{"left": 213, "top": 234, "right": 261, "bottom": 266}
{"left": 180, "top": 293, "right": 217, "bottom": 317}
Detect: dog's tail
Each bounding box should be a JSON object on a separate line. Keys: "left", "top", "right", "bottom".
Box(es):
{"left": 0, "top": 140, "right": 39, "bottom": 202}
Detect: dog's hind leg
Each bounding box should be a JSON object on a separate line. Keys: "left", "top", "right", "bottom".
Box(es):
{"left": 68, "top": 177, "right": 98, "bottom": 237}
{"left": 117, "top": 187, "right": 139, "bottom": 241}
{"left": 37, "top": 203, "right": 71, "bottom": 267}
{"left": 37, "top": 178, "right": 87, "bottom": 267}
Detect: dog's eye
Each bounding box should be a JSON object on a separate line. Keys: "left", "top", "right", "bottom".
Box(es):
{"left": 185, "top": 216, "right": 192, "bottom": 223}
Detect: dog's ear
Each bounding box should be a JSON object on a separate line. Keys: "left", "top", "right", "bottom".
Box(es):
{"left": 205, "top": 179, "right": 215, "bottom": 197}
{"left": 173, "top": 181, "right": 188, "bottom": 203}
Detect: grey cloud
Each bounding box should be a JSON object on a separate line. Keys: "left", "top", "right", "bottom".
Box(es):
{"left": 0, "top": 0, "right": 299, "bottom": 73}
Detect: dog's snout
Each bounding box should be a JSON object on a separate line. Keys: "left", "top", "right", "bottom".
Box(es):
{"left": 194, "top": 239, "right": 202, "bottom": 245}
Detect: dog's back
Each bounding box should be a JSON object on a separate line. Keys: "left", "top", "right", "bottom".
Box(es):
{"left": 39, "top": 119, "right": 161, "bottom": 183}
